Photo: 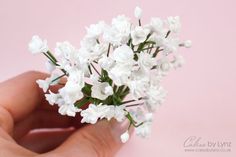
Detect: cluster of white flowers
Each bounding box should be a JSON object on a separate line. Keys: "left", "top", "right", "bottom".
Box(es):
{"left": 28, "top": 6, "right": 191, "bottom": 143}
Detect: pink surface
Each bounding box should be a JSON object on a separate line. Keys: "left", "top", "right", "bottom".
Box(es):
{"left": 0, "top": 0, "right": 235, "bottom": 156}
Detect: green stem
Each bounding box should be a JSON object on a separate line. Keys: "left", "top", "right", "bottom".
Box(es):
{"left": 126, "top": 103, "right": 144, "bottom": 108}
{"left": 75, "top": 97, "right": 90, "bottom": 108}
{"left": 107, "top": 43, "right": 111, "bottom": 57}
{"left": 121, "top": 99, "right": 136, "bottom": 104}
{"left": 90, "top": 63, "right": 100, "bottom": 76}
{"left": 43, "top": 51, "right": 67, "bottom": 75}
{"left": 88, "top": 65, "right": 92, "bottom": 74}
{"left": 50, "top": 73, "right": 66, "bottom": 84}
{"left": 138, "top": 19, "right": 141, "bottom": 26}
{"left": 165, "top": 30, "right": 171, "bottom": 38}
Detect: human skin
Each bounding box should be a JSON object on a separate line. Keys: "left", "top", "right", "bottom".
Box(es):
{"left": 0, "top": 71, "right": 130, "bottom": 157}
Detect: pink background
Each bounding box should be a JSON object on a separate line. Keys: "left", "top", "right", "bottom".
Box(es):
{"left": 0, "top": 0, "right": 235, "bottom": 157}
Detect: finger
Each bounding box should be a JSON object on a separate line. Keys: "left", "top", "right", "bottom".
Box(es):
{"left": 13, "top": 110, "right": 83, "bottom": 141}
{"left": 0, "top": 71, "right": 48, "bottom": 134}
{"left": 0, "top": 71, "right": 48, "bottom": 121}
{"left": 18, "top": 128, "right": 75, "bottom": 154}
{"left": 0, "top": 71, "right": 67, "bottom": 134}
{"left": 49, "top": 119, "right": 132, "bottom": 157}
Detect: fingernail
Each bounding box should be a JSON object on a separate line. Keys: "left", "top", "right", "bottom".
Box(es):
{"left": 110, "top": 119, "right": 131, "bottom": 143}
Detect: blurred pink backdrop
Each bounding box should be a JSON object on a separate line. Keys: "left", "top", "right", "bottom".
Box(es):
{"left": 0, "top": 0, "right": 235, "bottom": 157}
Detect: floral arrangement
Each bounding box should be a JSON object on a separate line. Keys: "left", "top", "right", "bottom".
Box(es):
{"left": 28, "top": 6, "right": 191, "bottom": 143}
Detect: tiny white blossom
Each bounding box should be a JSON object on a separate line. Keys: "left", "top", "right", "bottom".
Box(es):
{"left": 45, "top": 90, "right": 60, "bottom": 105}
{"left": 28, "top": 35, "right": 48, "bottom": 54}
{"left": 127, "top": 70, "right": 149, "bottom": 100}
{"left": 134, "top": 6, "right": 142, "bottom": 19}
{"left": 162, "top": 38, "right": 180, "bottom": 55}
{"left": 112, "top": 45, "right": 134, "bottom": 64}
{"left": 182, "top": 40, "right": 192, "bottom": 48}
{"left": 91, "top": 82, "right": 113, "bottom": 100}
{"left": 138, "top": 52, "right": 156, "bottom": 70}
{"left": 36, "top": 74, "right": 59, "bottom": 92}
{"left": 86, "top": 21, "right": 106, "bottom": 38}
{"left": 145, "top": 113, "right": 153, "bottom": 121}
{"left": 58, "top": 103, "right": 81, "bottom": 117}
{"left": 103, "top": 15, "right": 131, "bottom": 45}
{"left": 89, "top": 73, "right": 99, "bottom": 84}
{"left": 36, "top": 79, "right": 50, "bottom": 93}
{"left": 158, "top": 58, "right": 172, "bottom": 72}
{"left": 171, "top": 55, "right": 185, "bottom": 69}
{"left": 108, "top": 64, "right": 132, "bottom": 86}
{"left": 59, "top": 81, "right": 84, "bottom": 104}
{"left": 167, "top": 16, "right": 181, "bottom": 33}
{"left": 55, "top": 41, "right": 78, "bottom": 60}
{"left": 112, "top": 105, "right": 127, "bottom": 122}
{"left": 45, "top": 61, "right": 56, "bottom": 73}
{"left": 98, "top": 55, "right": 115, "bottom": 71}
{"left": 131, "top": 26, "right": 150, "bottom": 45}
{"left": 145, "top": 86, "right": 167, "bottom": 112}
{"left": 80, "top": 104, "right": 100, "bottom": 124}
{"left": 120, "top": 130, "right": 130, "bottom": 143}
{"left": 148, "top": 18, "right": 164, "bottom": 34}
{"left": 135, "top": 122, "right": 151, "bottom": 138}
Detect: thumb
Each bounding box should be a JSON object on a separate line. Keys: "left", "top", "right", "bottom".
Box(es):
{"left": 50, "top": 119, "right": 131, "bottom": 157}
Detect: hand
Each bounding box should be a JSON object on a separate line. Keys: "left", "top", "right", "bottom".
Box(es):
{"left": 0, "top": 71, "right": 130, "bottom": 157}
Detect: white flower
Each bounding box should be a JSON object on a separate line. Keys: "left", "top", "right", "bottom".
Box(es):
{"left": 127, "top": 79, "right": 147, "bottom": 100}
{"left": 80, "top": 36, "right": 97, "bottom": 50}
{"left": 145, "top": 113, "right": 153, "bottom": 122}
{"left": 103, "top": 26, "right": 122, "bottom": 46}
{"left": 108, "top": 64, "right": 132, "bottom": 86}
{"left": 171, "top": 55, "right": 185, "bottom": 69}
{"left": 36, "top": 79, "right": 50, "bottom": 93}
{"left": 127, "top": 70, "right": 149, "bottom": 100}
{"left": 103, "top": 15, "right": 131, "bottom": 45}
{"left": 89, "top": 74, "right": 99, "bottom": 84}
{"left": 108, "top": 45, "right": 134, "bottom": 85}
{"left": 58, "top": 103, "right": 81, "bottom": 117}
{"left": 182, "top": 40, "right": 192, "bottom": 48}
{"left": 112, "top": 15, "right": 131, "bottom": 36}
{"left": 86, "top": 21, "right": 106, "bottom": 38}
{"left": 28, "top": 35, "right": 48, "bottom": 54}
{"left": 112, "top": 45, "right": 134, "bottom": 63}
{"left": 98, "top": 55, "right": 115, "bottom": 71}
{"left": 80, "top": 104, "right": 100, "bottom": 124}
{"left": 138, "top": 52, "right": 156, "bottom": 70}
{"left": 59, "top": 82, "right": 84, "bottom": 104}
{"left": 135, "top": 122, "right": 151, "bottom": 138}
{"left": 145, "top": 86, "right": 167, "bottom": 112}
{"left": 162, "top": 38, "right": 180, "bottom": 55}
{"left": 45, "top": 61, "right": 56, "bottom": 73}
{"left": 45, "top": 90, "right": 60, "bottom": 105}
{"left": 91, "top": 82, "right": 113, "bottom": 100}
{"left": 148, "top": 32, "right": 165, "bottom": 47}
{"left": 36, "top": 74, "right": 59, "bottom": 92}
{"left": 134, "top": 6, "right": 142, "bottom": 19}
{"left": 158, "top": 58, "right": 172, "bottom": 72}
{"left": 99, "top": 105, "right": 126, "bottom": 122}
{"left": 67, "top": 69, "right": 85, "bottom": 86}
{"left": 55, "top": 41, "right": 78, "bottom": 60}
{"left": 148, "top": 18, "right": 164, "bottom": 34}
{"left": 129, "top": 107, "right": 145, "bottom": 123}
{"left": 59, "top": 70, "right": 84, "bottom": 104}
{"left": 112, "top": 105, "right": 127, "bottom": 122}
{"left": 167, "top": 16, "right": 181, "bottom": 33}
{"left": 131, "top": 26, "right": 150, "bottom": 45}
{"left": 120, "top": 130, "right": 130, "bottom": 143}
{"left": 80, "top": 104, "right": 126, "bottom": 124}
